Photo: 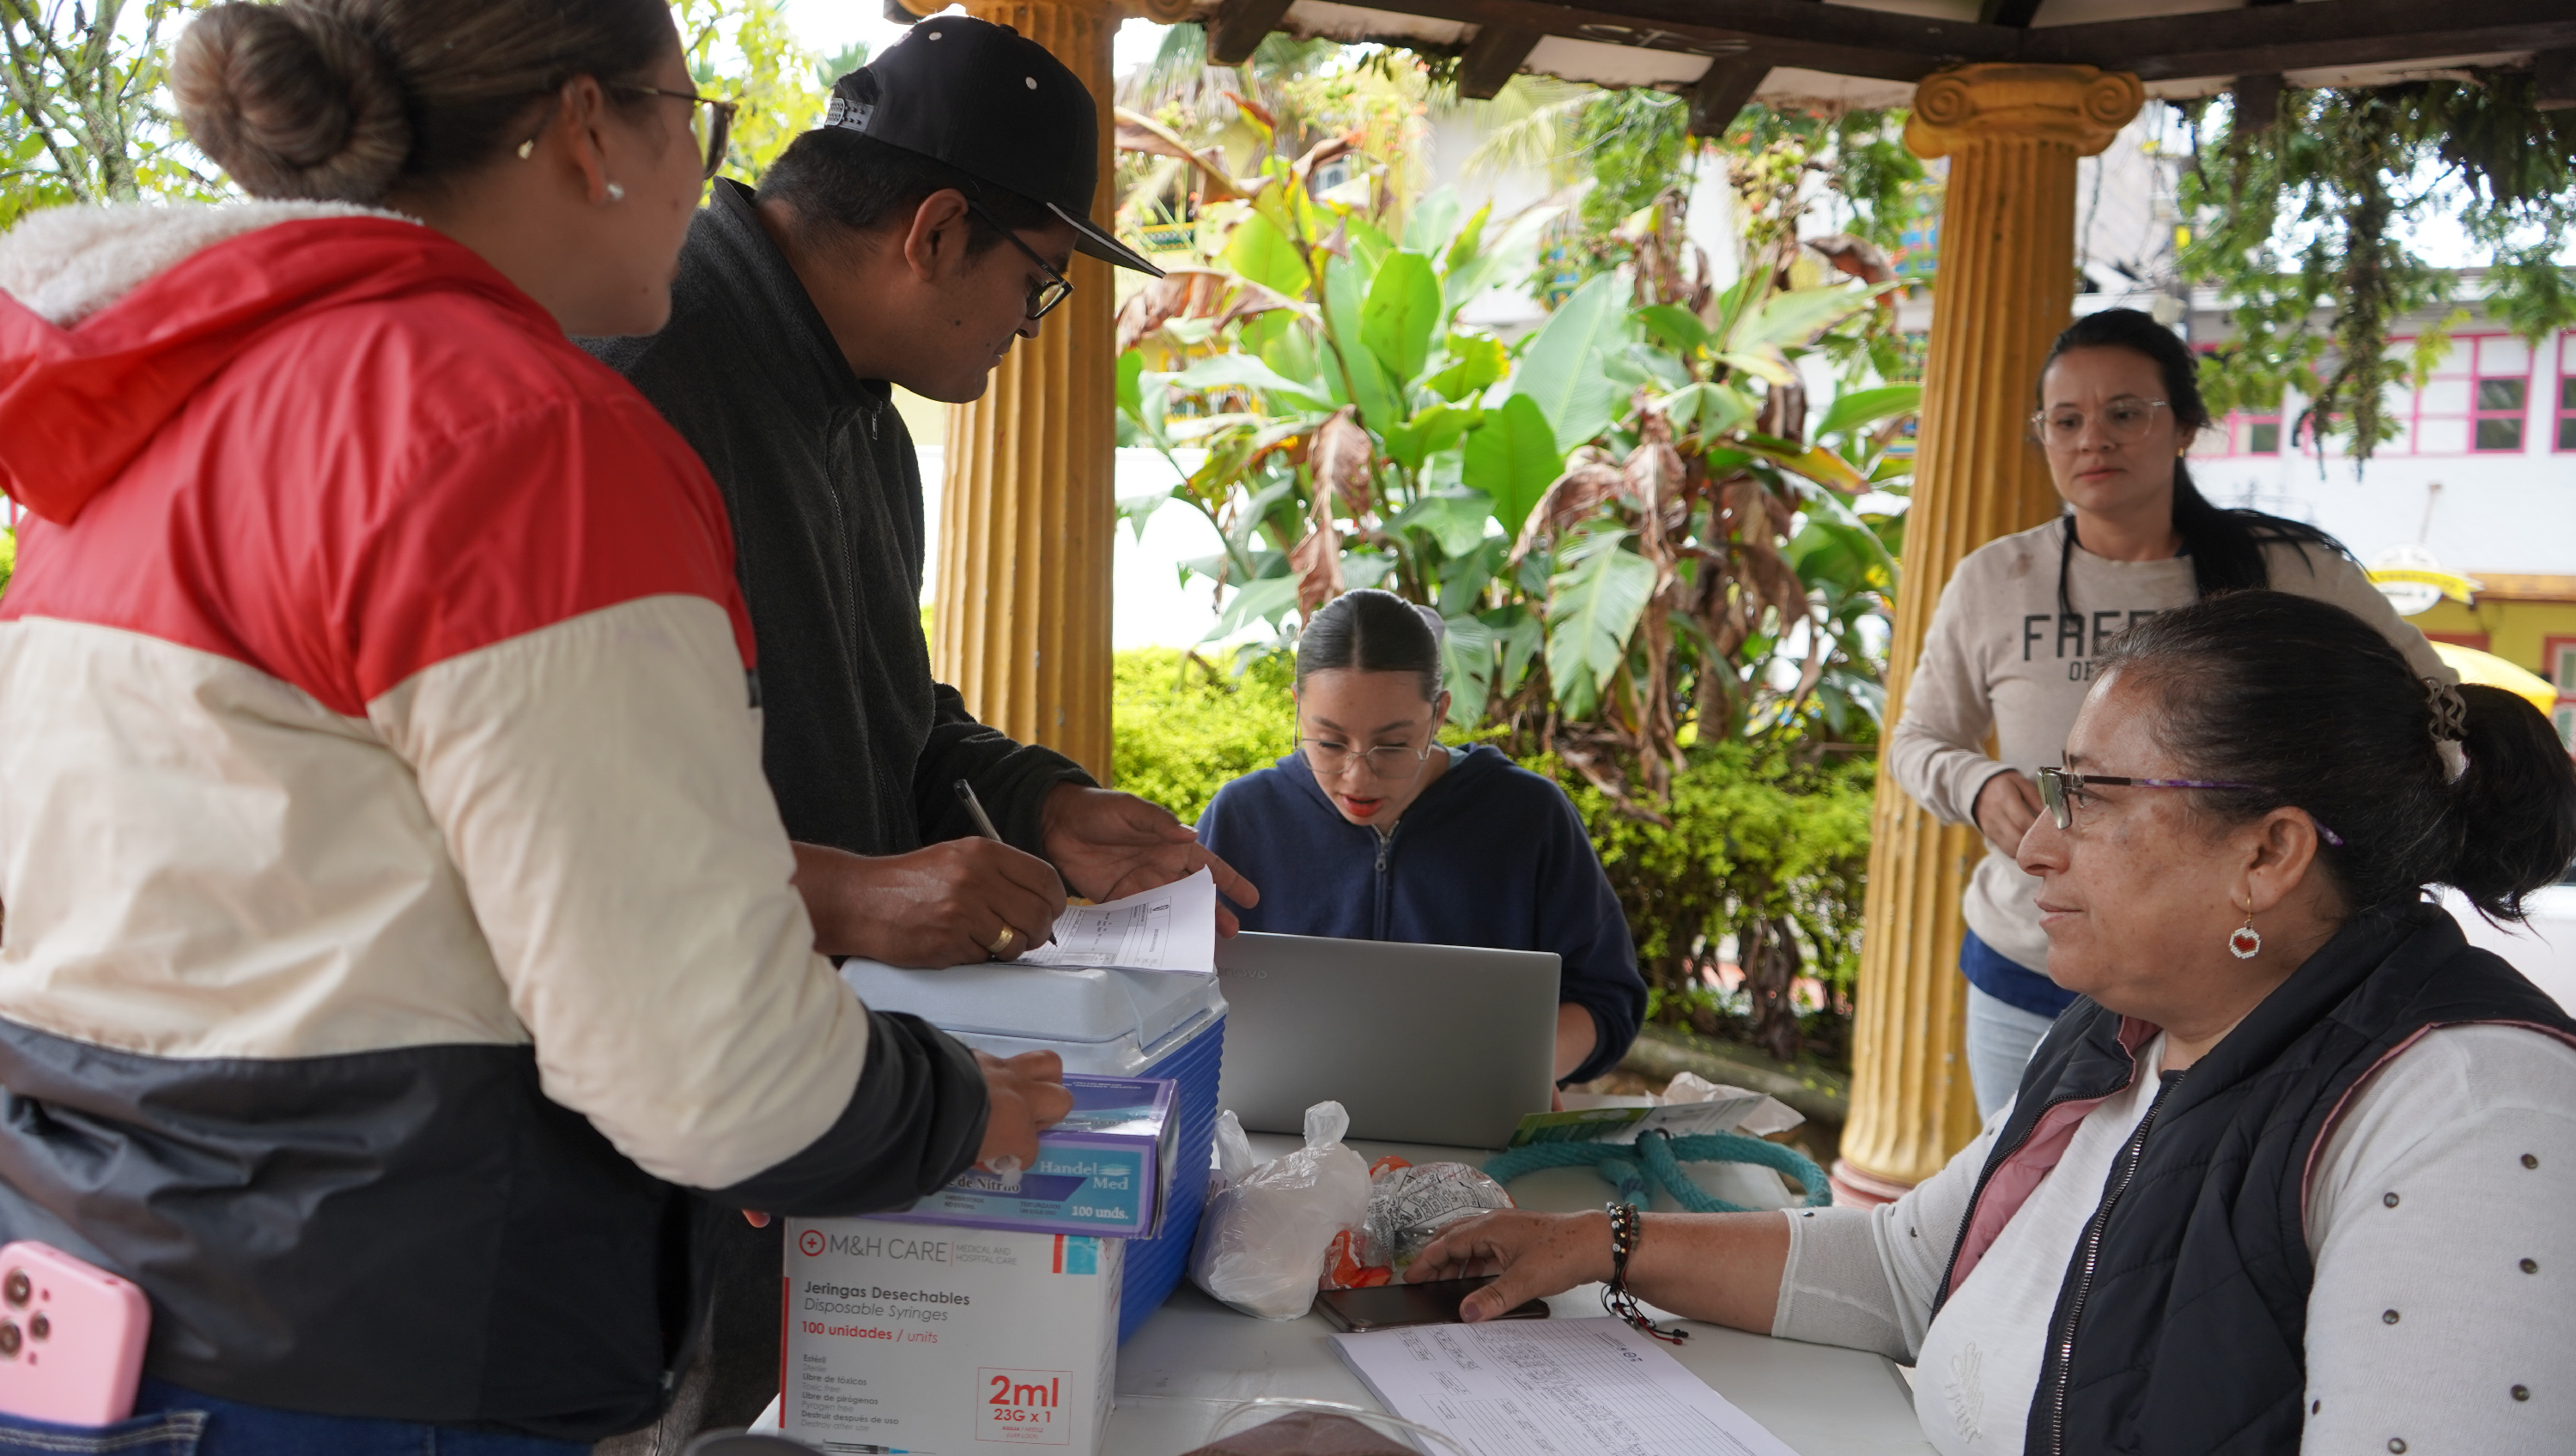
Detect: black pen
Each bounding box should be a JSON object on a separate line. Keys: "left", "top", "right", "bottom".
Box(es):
{"left": 954, "top": 779, "right": 1004, "bottom": 841}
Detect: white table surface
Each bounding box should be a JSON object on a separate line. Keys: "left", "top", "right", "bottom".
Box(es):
{"left": 1105, "top": 1131, "right": 1935, "bottom": 1455}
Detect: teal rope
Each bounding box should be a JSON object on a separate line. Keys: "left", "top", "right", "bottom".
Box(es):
{"left": 1483, "top": 1130, "right": 1832, "bottom": 1213}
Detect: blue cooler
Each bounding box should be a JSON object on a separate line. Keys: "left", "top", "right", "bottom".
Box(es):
{"left": 840, "top": 960, "right": 1224, "bottom": 1342}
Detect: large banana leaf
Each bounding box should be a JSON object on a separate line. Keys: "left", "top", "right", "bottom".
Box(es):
{"left": 1384, "top": 486, "right": 1496, "bottom": 557}
{"left": 1360, "top": 250, "right": 1441, "bottom": 392}
{"left": 1170, "top": 353, "right": 1330, "bottom": 410}
{"left": 1321, "top": 254, "right": 1403, "bottom": 429}
{"left": 1545, "top": 528, "right": 1657, "bottom": 712}
{"left": 1729, "top": 280, "right": 1894, "bottom": 353}
{"left": 1224, "top": 209, "right": 1311, "bottom": 297}
{"left": 1404, "top": 186, "right": 1466, "bottom": 261}
{"left": 1511, "top": 274, "right": 1627, "bottom": 452}
{"left": 1461, "top": 393, "right": 1564, "bottom": 539}
{"left": 1815, "top": 383, "right": 1923, "bottom": 437}
{"left": 1438, "top": 610, "right": 1498, "bottom": 726}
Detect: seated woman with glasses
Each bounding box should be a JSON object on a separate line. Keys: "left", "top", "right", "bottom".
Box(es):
{"left": 1886, "top": 306, "right": 2449, "bottom": 1122}
{"left": 1408, "top": 590, "right": 2576, "bottom": 1456}
{"left": 1196, "top": 590, "right": 1647, "bottom": 1087}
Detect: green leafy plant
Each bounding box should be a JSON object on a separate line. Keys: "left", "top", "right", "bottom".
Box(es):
{"left": 1115, "top": 115, "right": 1914, "bottom": 805}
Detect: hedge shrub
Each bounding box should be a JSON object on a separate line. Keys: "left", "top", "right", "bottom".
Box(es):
{"left": 1111, "top": 648, "right": 1298, "bottom": 826}
{"left": 1539, "top": 742, "right": 1873, "bottom": 1067}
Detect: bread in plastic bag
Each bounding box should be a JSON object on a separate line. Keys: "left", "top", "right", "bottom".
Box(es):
{"left": 1188, "top": 1101, "right": 1370, "bottom": 1320}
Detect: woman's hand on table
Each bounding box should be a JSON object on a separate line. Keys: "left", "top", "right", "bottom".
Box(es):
{"left": 1413, "top": 1206, "right": 1795, "bottom": 1332}
{"left": 975, "top": 1049, "right": 1073, "bottom": 1171}
{"left": 1406, "top": 1210, "right": 1613, "bottom": 1323}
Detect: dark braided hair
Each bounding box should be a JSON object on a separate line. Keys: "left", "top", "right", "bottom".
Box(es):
{"left": 2043, "top": 309, "right": 2351, "bottom": 622}
{"left": 2099, "top": 590, "right": 2576, "bottom": 923}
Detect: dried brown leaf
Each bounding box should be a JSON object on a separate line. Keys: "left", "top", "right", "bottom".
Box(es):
{"left": 1291, "top": 131, "right": 1360, "bottom": 187}
{"left": 1309, "top": 405, "right": 1374, "bottom": 521}
{"left": 1805, "top": 232, "right": 1896, "bottom": 287}
{"left": 1114, "top": 267, "right": 1231, "bottom": 355}
{"left": 1289, "top": 513, "right": 1343, "bottom": 619}
{"left": 1114, "top": 108, "right": 1249, "bottom": 201}
{"left": 1507, "top": 451, "right": 1625, "bottom": 566}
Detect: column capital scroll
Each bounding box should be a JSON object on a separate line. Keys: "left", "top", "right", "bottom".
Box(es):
{"left": 1903, "top": 64, "right": 2144, "bottom": 161}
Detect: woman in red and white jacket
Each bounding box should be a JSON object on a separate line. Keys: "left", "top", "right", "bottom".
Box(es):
{"left": 0, "top": 3, "right": 1060, "bottom": 1450}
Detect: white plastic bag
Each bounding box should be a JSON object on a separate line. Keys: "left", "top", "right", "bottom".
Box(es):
{"left": 1189, "top": 1102, "right": 1370, "bottom": 1320}
{"left": 1661, "top": 1071, "right": 1804, "bottom": 1137}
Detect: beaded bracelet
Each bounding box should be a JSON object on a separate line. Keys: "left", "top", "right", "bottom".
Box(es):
{"left": 1601, "top": 1201, "right": 1687, "bottom": 1344}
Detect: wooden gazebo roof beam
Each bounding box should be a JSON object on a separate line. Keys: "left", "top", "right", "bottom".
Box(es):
{"left": 1205, "top": 0, "right": 2576, "bottom": 100}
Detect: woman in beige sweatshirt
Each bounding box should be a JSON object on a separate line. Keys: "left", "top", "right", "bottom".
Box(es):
{"left": 1885, "top": 308, "right": 2448, "bottom": 1114}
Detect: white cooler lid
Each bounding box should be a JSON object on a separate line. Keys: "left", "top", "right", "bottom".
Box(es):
{"left": 839, "top": 959, "right": 1224, "bottom": 1051}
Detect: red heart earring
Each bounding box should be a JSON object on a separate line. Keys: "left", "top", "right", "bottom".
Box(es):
{"left": 2228, "top": 912, "right": 2262, "bottom": 960}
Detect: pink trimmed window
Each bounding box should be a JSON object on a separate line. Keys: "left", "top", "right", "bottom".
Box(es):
{"left": 2382, "top": 334, "right": 2534, "bottom": 456}
{"left": 2557, "top": 334, "right": 2576, "bottom": 453}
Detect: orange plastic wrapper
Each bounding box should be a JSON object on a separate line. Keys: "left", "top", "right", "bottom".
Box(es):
{"left": 1317, "top": 1156, "right": 1513, "bottom": 1291}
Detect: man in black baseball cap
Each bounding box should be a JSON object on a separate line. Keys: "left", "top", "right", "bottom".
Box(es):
{"left": 585, "top": 15, "right": 1252, "bottom": 1447}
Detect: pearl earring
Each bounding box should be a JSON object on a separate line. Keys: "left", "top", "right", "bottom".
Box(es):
{"left": 2228, "top": 910, "right": 2261, "bottom": 960}
{"left": 517, "top": 138, "right": 535, "bottom": 160}
{"left": 605, "top": 182, "right": 625, "bottom": 202}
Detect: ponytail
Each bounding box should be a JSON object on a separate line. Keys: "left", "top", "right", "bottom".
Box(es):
{"left": 2445, "top": 684, "right": 2576, "bottom": 920}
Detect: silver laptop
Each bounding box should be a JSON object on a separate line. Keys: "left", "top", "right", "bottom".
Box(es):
{"left": 1213, "top": 931, "right": 1560, "bottom": 1149}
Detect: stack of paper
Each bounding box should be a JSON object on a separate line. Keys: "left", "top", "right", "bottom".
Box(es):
{"left": 1332, "top": 1316, "right": 1802, "bottom": 1456}
{"left": 1018, "top": 867, "right": 1218, "bottom": 974}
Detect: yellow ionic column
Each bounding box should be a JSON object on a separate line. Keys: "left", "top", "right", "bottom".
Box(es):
{"left": 1832, "top": 64, "right": 2144, "bottom": 1204}
{"left": 928, "top": 0, "right": 1120, "bottom": 780}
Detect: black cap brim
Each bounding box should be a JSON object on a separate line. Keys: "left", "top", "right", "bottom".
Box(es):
{"left": 1054, "top": 203, "right": 1163, "bottom": 277}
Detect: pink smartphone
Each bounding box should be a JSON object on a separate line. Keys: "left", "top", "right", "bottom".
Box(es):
{"left": 0, "top": 1241, "right": 149, "bottom": 1426}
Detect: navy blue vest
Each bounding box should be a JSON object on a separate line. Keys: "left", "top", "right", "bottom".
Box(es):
{"left": 1931, "top": 904, "right": 2576, "bottom": 1455}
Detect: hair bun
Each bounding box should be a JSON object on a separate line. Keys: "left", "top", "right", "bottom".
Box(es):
{"left": 172, "top": 3, "right": 410, "bottom": 203}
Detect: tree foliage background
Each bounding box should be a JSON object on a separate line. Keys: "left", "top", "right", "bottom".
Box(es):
{"left": 2179, "top": 75, "right": 2576, "bottom": 461}
{"left": 0, "top": 0, "right": 827, "bottom": 229}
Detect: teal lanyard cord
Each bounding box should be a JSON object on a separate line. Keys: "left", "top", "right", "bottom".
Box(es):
{"left": 1483, "top": 1129, "right": 1834, "bottom": 1213}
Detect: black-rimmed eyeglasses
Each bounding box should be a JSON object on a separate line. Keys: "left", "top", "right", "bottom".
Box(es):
{"left": 2035, "top": 766, "right": 2345, "bottom": 846}
{"left": 614, "top": 83, "right": 738, "bottom": 180}
{"left": 964, "top": 197, "right": 1074, "bottom": 321}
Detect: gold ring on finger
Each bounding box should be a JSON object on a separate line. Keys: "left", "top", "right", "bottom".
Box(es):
{"left": 987, "top": 925, "right": 1019, "bottom": 959}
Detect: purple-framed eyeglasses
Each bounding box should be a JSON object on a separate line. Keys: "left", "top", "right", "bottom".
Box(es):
{"left": 2036, "top": 766, "right": 2346, "bottom": 846}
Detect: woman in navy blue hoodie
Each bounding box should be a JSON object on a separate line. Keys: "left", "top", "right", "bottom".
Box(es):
{"left": 1197, "top": 591, "right": 1646, "bottom": 1084}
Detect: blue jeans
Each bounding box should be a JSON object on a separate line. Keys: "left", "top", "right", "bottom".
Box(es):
{"left": 1964, "top": 980, "right": 2057, "bottom": 1120}
{"left": 0, "top": 1377, "right": 592, "bottom": 1456}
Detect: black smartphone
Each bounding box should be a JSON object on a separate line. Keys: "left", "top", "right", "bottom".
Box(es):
{"left": 1314, "top": 1277, "right": 1550, "bottom": 1333}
